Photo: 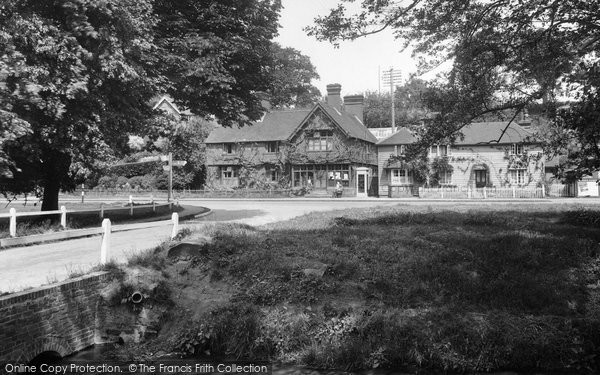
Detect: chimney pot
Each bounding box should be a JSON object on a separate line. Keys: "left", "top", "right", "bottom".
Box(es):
{"left": 326, "top": 83, "right": 342, "bottom": 110}
{"left": 343, "top": 94, "right": 365, "bottom": 124}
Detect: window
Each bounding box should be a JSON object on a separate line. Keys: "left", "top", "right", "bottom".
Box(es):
{"left": 266, "top": 141, "right": 278, "bottom": 153}
{"left": 266, "top": 166, "right": 278, "bottom": 181}
{"left": 391, "top": 169, "right": 412, "bottom": 185}
{"left": 510, "top": 169, "right": 526, "bottom": 185}
{"left": 221, "top": 166, "right": 238, "bottom": 179}
{"left": 511, "top": 143, "right": 523, "bottom": 155}
{"left": 439, "top": 145, "right": 449, "bottom": 156}
{"left": 430, "top": 145, "right": 438, "bottom": 157}
{"left": 396, "top": 145, "right": 406, "bottom": 156}
{"left": 439, "top": 170, "right": 452, "bottom": 185}
{"left": 223, "top": 143, "right": 234, "bottom": 154}
{"left": 307, "top": 130, "right": 333, "bottom": 151}
{"left": 430, "top": 145, "right": 450, "bottom": 157}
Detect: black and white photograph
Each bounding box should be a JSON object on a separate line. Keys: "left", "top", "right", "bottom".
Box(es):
{"left": 1, "top": 0, "right": 600, "bottom": 374}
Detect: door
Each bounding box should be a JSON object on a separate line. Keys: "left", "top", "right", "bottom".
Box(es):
{"left": 475, "top": 170, "right": 487, "bottom": 188}
{"left": 356, "top": 167, "right": 369, "bottom": 197}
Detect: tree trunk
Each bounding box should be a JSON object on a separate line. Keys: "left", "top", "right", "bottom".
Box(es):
{"left": 41, "top": 177, "right": 60, "bottom": 211}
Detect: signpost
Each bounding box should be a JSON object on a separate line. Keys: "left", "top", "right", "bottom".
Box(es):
{"left": 111, "top": 153, "right": 187, "bottom": 202}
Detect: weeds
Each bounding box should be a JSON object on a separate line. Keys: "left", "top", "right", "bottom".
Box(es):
{"left": 175, "top": 207, "right": 600, "bottom": 373}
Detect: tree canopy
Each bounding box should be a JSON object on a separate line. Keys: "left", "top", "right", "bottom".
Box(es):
{"left": 308, "top": 0, "right": 600, "bottom": 178}
{"left": 364, "top": 78, "right": 430, "bottom": 128}
{"left": 267, "top": 43, "right": 321, "bottom": 109}
{"left": 0, "top": 0, "right": 285, "bottom": 209}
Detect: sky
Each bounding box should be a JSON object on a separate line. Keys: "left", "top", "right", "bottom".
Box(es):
{"left": 275, "top": 0, "right": 419, "bottom": 97}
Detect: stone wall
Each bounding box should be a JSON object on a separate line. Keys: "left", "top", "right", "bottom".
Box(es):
{"left": 0, "top": 272, "right": 109, "bottom": 362}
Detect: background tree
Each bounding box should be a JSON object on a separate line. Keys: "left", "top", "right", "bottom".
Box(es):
{"left": 307, "top": 0, "right": 600, "bottom": 176}
{"left": 364, "top": 78, "right": 431, "bottom": 128}
{"left": 0, "top": 0, "right": 284, "bottom": 210}
{"left": 266, "top": 43, "right": 321, "bottom": 109}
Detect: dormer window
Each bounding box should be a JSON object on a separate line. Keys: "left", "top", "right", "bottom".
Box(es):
{"left": 266, "top": 141, "right": 279, "bottom": 153}
{"left": 511, "top": 143, "right": 523, "bottom": 155}
{"left": 223, "top": 143, "right": 235, "bottom": 154}
{"left": 396, "top": 145, "right": 406, "bottom": 156}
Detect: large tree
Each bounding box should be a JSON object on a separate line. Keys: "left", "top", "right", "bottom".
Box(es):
{"left": 307, "top": 0, "right": 600, "bottom": 176}
{"left": 267, "top": 43, "right": 321, "bottom": 109}
{"left": 0, "top": 0, "right": 282, "bottom": 210}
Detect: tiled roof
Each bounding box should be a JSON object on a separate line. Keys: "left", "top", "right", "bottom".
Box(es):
{"left": 376, "top": 121, "right": 534, "bottom": 146}
{"left": 456, "top": 121, "right": 534, "bottom": 145}
{"left": 377, "top": 127, "right": 417, "bottom": 145}
{"left": 205, "top": 102, "right": 378, "bottom": 144}
{"left": 205, "top": 109, "right": 311, "bottom": 143}
{"left": 319, "top": 103, "right": 379, "bottom": 143}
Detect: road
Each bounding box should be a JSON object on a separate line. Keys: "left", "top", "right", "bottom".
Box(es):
{"left": 2, "top": 198, "right": 600, "bottom": 293}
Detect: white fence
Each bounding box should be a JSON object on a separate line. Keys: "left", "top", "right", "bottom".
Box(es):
{"left": 418, "top": 186, "right": 549, "bottom": 199}
{"left": 0, "top": 196, "right": 175, "bottom": 238}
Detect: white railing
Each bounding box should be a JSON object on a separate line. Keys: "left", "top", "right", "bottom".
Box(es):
{"left": 99, "top": 213, "right": 180, "bottom": 265}
{"left": 0, "top": 195, "right": 175, "bottom": 238}
{"left": 418, "top": 186, "right": 548, "bottom": 199}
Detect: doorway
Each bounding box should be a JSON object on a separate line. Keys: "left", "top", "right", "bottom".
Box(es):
{"left": 474, "top": 169, "right": 487, "bottom": 188}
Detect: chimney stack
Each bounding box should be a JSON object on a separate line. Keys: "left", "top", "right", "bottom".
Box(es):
{"left": 343, "top": 95, "right": 364, "bottom": 124}
{"left": 326, "top": 83, "right": 342, "bottom": 110}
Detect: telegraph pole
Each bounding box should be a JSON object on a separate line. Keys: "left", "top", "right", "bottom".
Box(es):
{"left": 381, "top": 67, "right": 403, "bottom": 133}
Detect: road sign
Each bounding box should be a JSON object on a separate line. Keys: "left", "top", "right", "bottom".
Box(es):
{"left": 172, "top": 160, "right": 187, "bottom": 167}
{"left": 139, "top": 156, "right": 161, "bottom": 162}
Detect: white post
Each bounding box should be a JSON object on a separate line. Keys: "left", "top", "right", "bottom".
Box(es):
{"left": 171, "top": 212, "right": 179, "bottom": 239}
{"left": 129, "top": 195, "right": 133, "bottom": 216}
{"left": 99, "top": 203, "right": 104, "bottom": 218}
{"left": 512, "top": 186, "right": 516, "bottom": 198}
{"left": 483, "top": 186, "right": 487, "bottom": 199}
{"left": 152, "top": 200, "right": 156, "bottom": 212}
{"left": 100, "top": 219, "right": 111, "bottom": 264}
{"left": 129, "top": 195, "right": 133, "bottom": 204}
{"left": 542, "top": 184, "right": 546, "bottom": 198}
{"left": 9, "top": 208, "right": 16, "bottom": 237}
{"left": 440, "top": 188, "right": 444, "bottom": 199}
{"left": 60, "top": 205, "right": 67, "bottom": 229}
{"left": 468, "top": 187, "right": 472, "bottom": 199}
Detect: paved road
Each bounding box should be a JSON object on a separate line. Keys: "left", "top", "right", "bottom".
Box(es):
{"left": 2, "top": 198, "right": 600, "bottom": 293}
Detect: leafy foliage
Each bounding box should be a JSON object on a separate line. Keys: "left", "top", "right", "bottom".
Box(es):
{"left": 308, "top": 0, "right": 600, "bottom": 178}
{"left": 0, "top": 0, "right": 290, "bottom": 209}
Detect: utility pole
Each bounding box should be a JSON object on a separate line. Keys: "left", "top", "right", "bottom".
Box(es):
{"left": 381, "top": 67, "right": 403, "bottom": 133}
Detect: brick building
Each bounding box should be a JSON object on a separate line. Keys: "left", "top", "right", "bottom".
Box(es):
{"left": 204, "top": 84, "right": 378, "bottom": 197}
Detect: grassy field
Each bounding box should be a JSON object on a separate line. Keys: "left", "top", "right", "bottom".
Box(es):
{"left": 107, "top": 204, "right": 600, "bottom": 373}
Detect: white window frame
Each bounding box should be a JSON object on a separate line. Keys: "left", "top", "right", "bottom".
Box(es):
{"left": 439, "top": 170, "right": 452, "bottom": 185}
{"left": 509, "top": 169, "right": 526, "bottom": 185}
{"left": 430, "top": 145, "right": 451, "bottom": 157}
{"left": 511, "top": 143, "right": 523, "bottom": 155}
{"left": 391, "top": 169, "right": 412, "bottom": 185}
{"left": 221, "top": 166, "right": 238, "bottom": 179}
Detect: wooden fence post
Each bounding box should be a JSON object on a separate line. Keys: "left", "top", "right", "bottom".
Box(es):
{"left": 100, "top": 219, "right": 111, "bottom": 264}
{"left": 512, "top": 186, "right": 516, "bottom": 198}
{"left": 99, "top": 203, "right": 104, "bottom": 219}
{"left": 483, "top": 187, "right": 487, "bottom": 199}
{"left": 60, "top": 205, "right": 67, "bottom": 229}
{"left": 542, "top": 184, "right": 546, "bottom": 198}
{"left": 152, "top": 200, "right": 156, "bottom": 212}
{"left": 9, "top": 208, "right": 16, "bottom": 237}
{"left": 171, "top": 212, "right": 179, "bottom": 240}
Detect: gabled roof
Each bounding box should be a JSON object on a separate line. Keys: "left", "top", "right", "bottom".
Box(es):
{"left": 377, "top": 127, "right": 417, "bottom": 145}
{"left": 318, "top": 103, "right": 378, "bottom": 143}
{"left": 151, "top": 95, "right": 194, "bottom": 116}
{"left": 205, "top": 102, "right": 378, "bottom": 144}
{"left": 205, "top": 109, "right": 311, "bottom": 143}
{"left": 375, "top": 121, "right": 534, "bottom": 147}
